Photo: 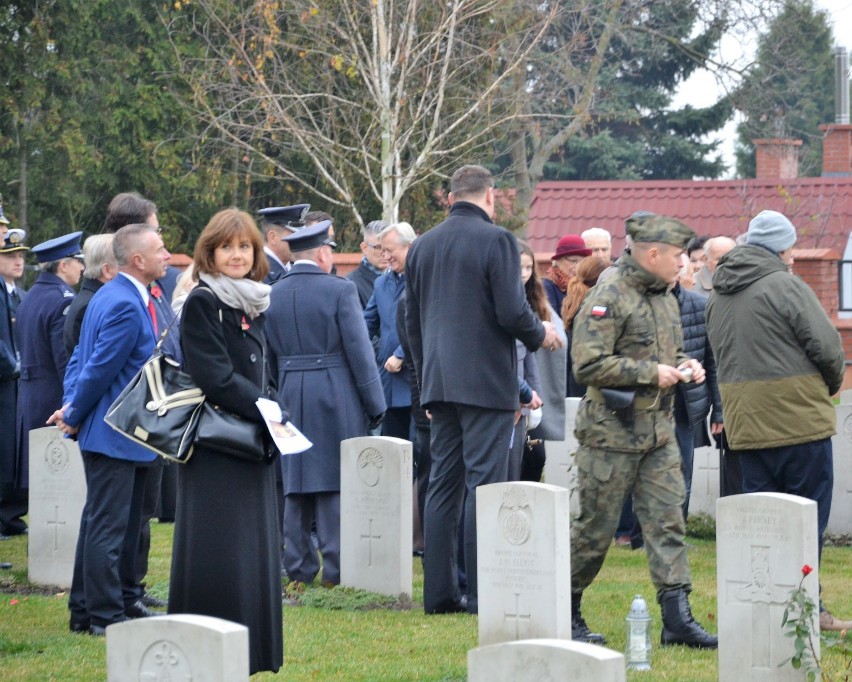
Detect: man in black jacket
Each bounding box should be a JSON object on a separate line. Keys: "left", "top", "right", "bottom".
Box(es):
{"left": 347, "top": 220, "right": 388, "bottom": 308}
{"left": 405, "top": 164, "right": 561, "bottom": 614}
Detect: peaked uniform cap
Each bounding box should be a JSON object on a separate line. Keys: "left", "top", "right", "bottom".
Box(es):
{"left": 31, "top": 231, "right": 84, "bottom": 263}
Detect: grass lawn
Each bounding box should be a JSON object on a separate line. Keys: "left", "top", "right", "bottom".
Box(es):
{"left": 0, "top": 520, "right": 850, "bottom": 680}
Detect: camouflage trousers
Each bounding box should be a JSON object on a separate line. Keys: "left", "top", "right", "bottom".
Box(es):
{"left": 570, "top": 439, "right": 692, "bottom": 602}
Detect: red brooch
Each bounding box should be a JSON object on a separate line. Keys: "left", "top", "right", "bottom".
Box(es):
{"left": 241, "top": 315, "right": 250, "bottom": 332}
{"left": 150, "top": 285, "right": 163, "bottom": 301}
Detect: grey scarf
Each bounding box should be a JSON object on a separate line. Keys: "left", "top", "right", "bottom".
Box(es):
{"left": 198, "top": 273, "right": 270, "bottom": 319}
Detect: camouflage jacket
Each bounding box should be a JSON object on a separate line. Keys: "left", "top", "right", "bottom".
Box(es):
{"left": 571, "top": 254, "right": 688, "bottom": 453}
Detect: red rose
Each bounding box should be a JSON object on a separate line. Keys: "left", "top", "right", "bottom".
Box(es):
{"left": 802, "top": 564, "right": 813, "bottom": 576}
{"left": 150, "top": 285, "right": 163, "bottom": 300}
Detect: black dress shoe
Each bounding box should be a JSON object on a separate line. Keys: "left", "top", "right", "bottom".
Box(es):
{"left": 140, "top": 593, "right": 167, "bottom": 609}
{"left": 0, "top": 562, "right": 11, "bottom": 569}
{"left": 88, "top": 625, "right": 107, "bottom": 637}
{"left": 426, "top": 595, "right": 469, "bottom": 615}
{"left": 69, "top": 618, "right": 91, "bottom": 634}
{"left": 125, "top": 600, "right": 156, "bottom": 619}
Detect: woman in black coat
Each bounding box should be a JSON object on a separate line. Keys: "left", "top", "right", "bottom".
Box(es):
{"left": 168, "top": 208, "right": 283, "bottom": 676}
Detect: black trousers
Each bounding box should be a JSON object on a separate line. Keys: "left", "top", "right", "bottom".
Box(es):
{"left": 69, "top": 451, "right": 150, "bottom": 627}
{"left": 423, "top": 402, "right": 513, "bottom": 614}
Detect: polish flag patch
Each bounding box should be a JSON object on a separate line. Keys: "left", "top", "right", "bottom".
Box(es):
{"left": 591, "top": 305, "right": 608, "bottom": 317}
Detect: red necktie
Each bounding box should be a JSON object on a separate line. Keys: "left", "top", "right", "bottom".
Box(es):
{"left": 147, "top": 297, "right": 158, "bottom": 336}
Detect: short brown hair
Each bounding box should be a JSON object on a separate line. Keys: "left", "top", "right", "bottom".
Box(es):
{"left": 103, "top": 192, "right": 157, "bottom": 233}
{"left": 193, "top": 208, "right": 268, "bottom": 282}
{"left": 450, "top": 165, "right": 493, "bottom": 200}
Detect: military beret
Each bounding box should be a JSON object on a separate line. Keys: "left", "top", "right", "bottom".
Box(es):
{"left": 0, "top": 228, "right": 29, "bottom": 253}
{"left": 258, "top": 204, "right": 310, "bottom": 231}
{"left": 31, "top": 231, "right": 84, "bottom": 263}
{"left": 282, "top": 220, "right": 334, "bottom": 253}
{"left": 625, "top": 214, "right": 695, "bottom": 249}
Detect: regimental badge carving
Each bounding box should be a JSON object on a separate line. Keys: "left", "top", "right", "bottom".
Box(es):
{"left": 843, "top": 414, "right": 852, "bottom": 444}
{"left": 498, "top": 487, "right": 533, "bottom": 546}
{"left": 356, "top": 447, "right": 384, "bottom": 487}
{"left": 44, "top": 438, "right": 70, "bottom": 476}
{"left": 138, "top": 640, "right": 193, "bottom": 681}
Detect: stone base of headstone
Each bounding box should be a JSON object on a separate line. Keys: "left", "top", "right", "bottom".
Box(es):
{"left": 340, "top": 436, "right": 413, "bottom": 597}
{"left": 468, "top": 639, "right": 625, "bottom": 682}
{"left": 543, "top": 398, "right": 581, "bottom": 516}
{"left": 28, "top": 427, "right": 86, "bottom": 588}
{"left": 106, "top": 615, "right": 249, "bottom": 682}
{"left": 476, "top": 482, "right": 571, "bottom": 646}
{"left": 717, "top": 492, "right": 819, "bottom": 682}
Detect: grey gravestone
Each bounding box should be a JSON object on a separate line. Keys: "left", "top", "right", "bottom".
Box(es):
{"left": 838, "top": 389, "right": 852, "bottom": 405}
{"left": 106, "top": 614, "right": 249, "bottom": 682}
{"left": 340, "top": 436, "right": 413, "bottom": 597}
{"left": 543, "top": 398, "right": 581, "bottom": 515}
{"left": 28, "top": 427, "right": 86, "bottom": 588}
{"left": 476, "top": 482, "right": 571, "bottom": 646}
{"left": 717, "top": 493, "right": 819, "bottom": 682}
{"left": 828, "top": 403, "right": 852, "bottom": 534}
{"left": 468, "top": 639, "right": 625, "bottom": 682}
{"left": 688, "top": 444, "right": 719, "bottom": 517}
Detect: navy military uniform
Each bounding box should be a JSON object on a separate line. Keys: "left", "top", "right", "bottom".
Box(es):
{"left": 15, "top": 232, "right": 82, "bottom": 493}
{"left": 0, "top": 229, "right": 28, "bottom": 536}
{"left": 569, "top": 214, "right": 717, "bottom": 649}
{"left": 266, "top": 222, "right": 386, "bottom": 585}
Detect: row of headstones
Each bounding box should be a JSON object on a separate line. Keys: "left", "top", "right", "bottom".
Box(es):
{"left": 545, "top": 397, "right": 852, "bottom": 534}
{"left": 100, "top": 488, "right": 819, "bottom": 681}
{"left": 30, "top": 427, "right": 822, "bottom": 680}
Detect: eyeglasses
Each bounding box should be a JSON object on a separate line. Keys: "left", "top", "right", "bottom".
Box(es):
{"left": 366, "top": 243, "right": 382, "bottom": 252}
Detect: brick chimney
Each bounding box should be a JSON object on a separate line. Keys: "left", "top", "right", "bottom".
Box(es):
{"left": 818, "top": 124, "right": 852, "bottom": 176}
{"left": 753, "top": 138, "right": 802, "bottom": 179}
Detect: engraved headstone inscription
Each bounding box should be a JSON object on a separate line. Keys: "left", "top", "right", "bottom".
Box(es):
{"left": 28, "top": 427, "right": 86, "bottom": 588}
{"left": 476, "top": 482, "right": 571, "bottom": 646}
{"left": 340, "top": 436, "right": 413, "bottom": 597}
{"left": 716, "top": 493, "right": 819, "bottom": 682}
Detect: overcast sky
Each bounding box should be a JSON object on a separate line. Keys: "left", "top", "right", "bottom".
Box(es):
{"left": 672, "top": 0, "right": 852, "bottom": 178}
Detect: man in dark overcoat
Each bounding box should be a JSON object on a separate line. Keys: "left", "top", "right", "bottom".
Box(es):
{"left": 404, "top": 164, "right": 560, "bottom": 614}
{"left": 15, "top": 231, "right": 84, "bottom": 507}
{"left": 0, "top": 227, "right": 28, "bottom": 537}
{"left": 266, "top": 221, "right": 386, "bottom": 586}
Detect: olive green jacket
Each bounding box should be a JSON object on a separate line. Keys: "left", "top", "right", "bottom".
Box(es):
{"left": 706, "top": 245, "right": 844, "bottom": 450}
{"left": 572, "top": 255, "right": 687, "bottom": 453}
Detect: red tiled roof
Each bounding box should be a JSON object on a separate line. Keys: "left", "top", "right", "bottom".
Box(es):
{"left": 527, "top": 177, "right": 852, "bottom": 258}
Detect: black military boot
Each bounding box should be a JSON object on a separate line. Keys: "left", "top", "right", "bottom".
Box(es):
{"left": 571, "top": 593, "right": 606, "bottom": 645}
{"left": 659, "top": 589, "right": 718, "bottom": 649}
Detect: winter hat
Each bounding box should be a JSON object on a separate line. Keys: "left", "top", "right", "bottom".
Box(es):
{"left": 746, "top": 210, "right": 797, "bottom": 253}
{"left": 552, "top": 234, "right": 592, "bottom": 261}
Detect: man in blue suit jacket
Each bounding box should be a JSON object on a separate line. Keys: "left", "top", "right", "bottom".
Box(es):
{"left": 49, "top": 224, "right": 170, "bottom": 636}
{"left": 405, "top": 165, "right": 561, "bottom": 614}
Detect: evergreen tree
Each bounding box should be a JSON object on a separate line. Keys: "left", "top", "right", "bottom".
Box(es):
{"left": 733, "top": 0, "right": 835, "bottom": 178}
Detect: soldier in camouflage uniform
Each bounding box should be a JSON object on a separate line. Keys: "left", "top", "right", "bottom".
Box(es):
{"left": 569, "top": 213, "right": 717, "bottom": 649}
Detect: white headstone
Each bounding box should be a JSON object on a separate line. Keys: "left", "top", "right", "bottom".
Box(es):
{"left": 838, "top": 389, "right": 852, "bottom": 404}
{"left": 468, "top": 639, "right": 625, "bottom": 682}
{"left": 27, "top": 427, "right": 86, "bottom": 588}
{"left": 828, "top": 403, "right": 852, "bottom": 534}
{"left": 476, "top": 482, "right": 571, "bottom": 646}
{"left": 543, "top": 398, "right": 581, "bottom": 515}
{"left": 340, "top": 436, "right": 413, "bottom": 597}
{"left": 717, "top": 493, "right": 820, "bottom": 682}
{"left": 688, "top": 444, "right": 719, "bottom": 517}
{"left": 106, "top": 614, "right": 249, "bottom": 682}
